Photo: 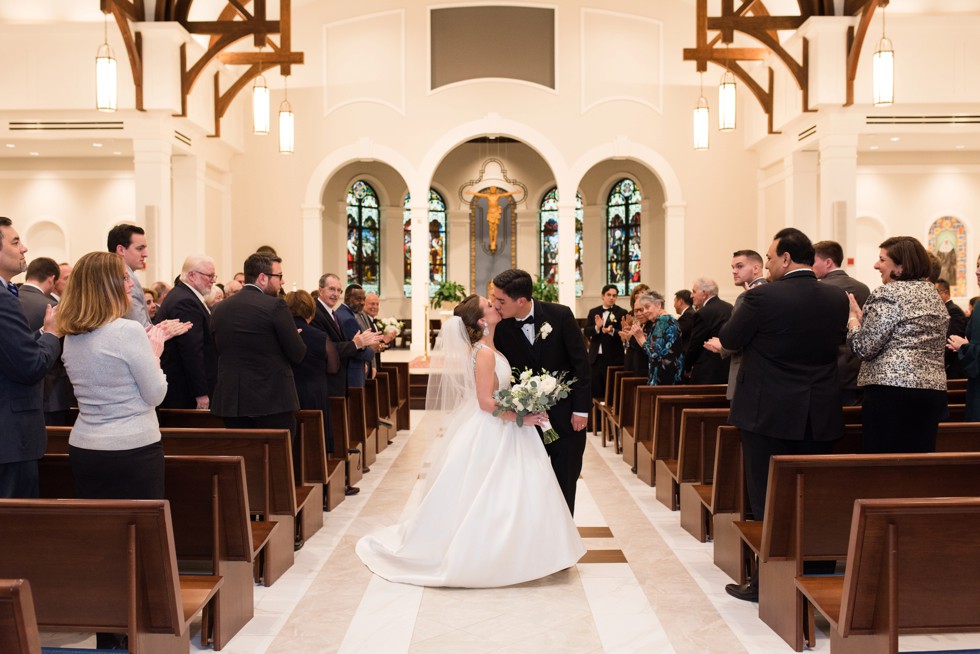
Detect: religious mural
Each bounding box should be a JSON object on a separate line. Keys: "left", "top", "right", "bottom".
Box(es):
{"left": 928, "top": 216, "right": 967, "bottom": 298}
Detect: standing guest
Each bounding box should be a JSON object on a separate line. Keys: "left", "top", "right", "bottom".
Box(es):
{"left": 18, "top": 257, "right": 74, "bottom": 426}
{"left": 968, "top": 296, "right": 979, "bottom": 318}
{"left": 363, "top": 291, "right": 392, "bottom": 369}
{"left": 847, "top": 236, "right": 949, "bottom": 453}
{"left": 52, "top": 262, "right": 72, "bottom": 301}
{"left": 312, "top": 274, "right": 380, "bottom": 398}
{"left": 107, "top": 223, "right": 151, "bottom": 327}
{"left": 152, "top": 281, "right": 171, "bottom": 303}
{"left": 947, "top": 257, "right": 980, "bottom": 420}
{"left": 813, "top": 240, "right": 871, "bottom": 405}
{"left": 673, "top": 289, "right": 696, "bottom": 354}
{"left": 337, "top": 284, "right": 376, "bottom": 388}
{"left": 285, "top": 291, "right": 337, "bottom": 454}
{"left": 620, "top": 284, "right": 650, "bottom": 377}
{"left": 143, "top": 287, "right": 159, "bottom": 321}
{"left": 210, "top": 253, "right": 306, "bottom": 441}
{"left": 718, "top": 228, "right": 848, "bottom": 602}
{"left": 156, "top": 255, "right": 219, "bottom": 410}
{"left": 629, "top": 291, "right": 684, "bottom": 385}
{"left": 0, "top": 218, "right": 62, "bottom": 498}
{"left": 704, "top": 250, "right": 767, "bottom": 400}
{"left": 233, "top": 272, "right": 245, "bottom": 285}
{"left": 935, "top": 279, "right": 967, "bottom": 379}
{"left": 584, "top": 285, "right": 628, "bottom": 398}
{"left": 683, "top": 277, "right": 733, "bottom": 385}
{"left": 58, "top": 252, "right": 190, "bottom": 500}
{"left": 224, "top": 279, "right": 243, "bottom": 298}
{"left": 206, "top": 285, "right": 225, "bottom": 308}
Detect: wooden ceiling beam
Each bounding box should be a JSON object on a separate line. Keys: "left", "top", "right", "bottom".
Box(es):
{"left": 844, "top": 0, "right": 888, "bottom": 106}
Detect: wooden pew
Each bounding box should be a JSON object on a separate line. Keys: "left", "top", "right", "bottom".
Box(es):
{"left": 38, "top": 453, "right": 255, "bottom": 650}
{"left": 654, "top": 399, "right": 730, "bottom": 509}
{"left": 738, "top": 451, "right": 980, "bottom": 651}
{"left": 632, "top": 385, "right": 727, "bottom": 485}
{"left": 156, "top": 409, "right": 324, "bottom": 542}
{"left": 379, "top": 362, "right": 410, "bottom": 432}
{"left": 348, "top": 386, "right": 377, "bottom": 468}
{"left": 675, "top": 408, "right": 732, "bottom": 538}
{"left": 0, "top": 579, "right": 41, "bottom": 654}
{"left": 409, "top": 372, "right": 428, "bottom": 410}
{"left": 371, "top": 372, "right": 396, "bottom": 449}
{"left": 0, "top": 499, "right": 222, "bottom": 654}
{"left": 295, "top": 409, "right": 346, "bottom": 512}
{"left": 607, "top": 373, "right": 646, "bottom": 456}
{"left": 330, "top": 396, "right": 361, "bottom": 492}
{"left": 596, "top": 370, "right": 632, "bottom": 453}
{"left": 615, "top": 376, "right": 648, "bottom": 466}
{"left": 592, "top": 365, "right": 623, "bottom": 445}
{"left": 797, "top": 497, "right": 980, "bottom": 654}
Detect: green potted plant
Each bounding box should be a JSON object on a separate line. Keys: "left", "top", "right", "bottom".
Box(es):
{"left": 430, "top": 280, "right": 466, "bottom": 310}
{"left": 531, "top": 276, "right": 558, "bottom": 302}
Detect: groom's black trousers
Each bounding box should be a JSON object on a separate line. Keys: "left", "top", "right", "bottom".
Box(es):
{"left": 545, "top": 430, "right": 587, "bottom": 515}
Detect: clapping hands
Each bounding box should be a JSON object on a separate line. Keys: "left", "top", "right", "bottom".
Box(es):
{"left": 147, "top": 319, "right": 192, "bottom": 358}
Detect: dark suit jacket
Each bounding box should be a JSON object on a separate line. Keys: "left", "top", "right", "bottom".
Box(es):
{"left": 584, "top": 304, "right": 628, "bottom": 365}
{"left": 336, "top": 303, "right": 374, "bottom": 388}
{"left": 312, "top": 300, "right": 357, "bottom": 397}
{"left": 0, "top": 286, "right": 61, "bottom": 464}
{"left": 209, "top": 285, "right": 306, "bottom": 417}
{"left": 946, "top": 299, "right": 968, "bottom": 379}
{"left": 719, "top": 270, "right": 848, "bottom": 441}
{"left": 684, "top": 296, "right": 734, "bottom": 385}
{"left": 676, "top": 306, "right": 696, "bottom": 355}
{"left": 18, "top": 285, "right": 73, "bottom": 413}
{"left": 493, "top": 301, "right": 591, "bottom": 440}
{"left": 820, "top": 269, "right": 871, "bottom": 392}
{"left": 155, "top": 278, "right": 217, "bottom": 408}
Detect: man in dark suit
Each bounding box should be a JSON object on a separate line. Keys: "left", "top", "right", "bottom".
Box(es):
{"left": 492, "top": 268, "right": 591, "bottom": 514}
{"left": 935, "top": 279, "right": 968, "bottom": 379}
{"left": 210, "top": 253, "right": 306, "bottom": 439}
{"left": 336, "top": 284, "right": 377, "bottom": 389}
{"left": 0, "top": 217, "right": 62, "bottom": 497}
{"left": 673, "top": 289, "right": 696, "bottom": 355}
{"left": 683, "top": 278, "right": 733, "bottom": 385}
{"left": 813, "top": 240, "right": 871, "bottom": 405}
{"left": 584, "top": 284, "right": 628, "bottom": 398}
{"left": 719, "top": 228, "right": 848, "bottom": 601}
{"left": 156, "top": 255, "right": 219, "bottom": 409}
{"left": 18, "top": 257, "right": 73, "bottom": 426}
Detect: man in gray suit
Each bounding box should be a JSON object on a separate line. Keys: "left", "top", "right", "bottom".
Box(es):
{"left": 0, "top": 218, "right": 62, "bottom": 497}
{"left": 18, "top": 257, "right": 74, "bottom": 426}
{"left": 108, "top": 223, "right": 151, "bottom": 327}
{"left": 813, "top": 240, "right": 870, "bottom": 405}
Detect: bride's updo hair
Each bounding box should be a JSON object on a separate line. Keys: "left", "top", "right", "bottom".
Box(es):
{"left": 454, "top": 294, "right": 485, "bottom": 345}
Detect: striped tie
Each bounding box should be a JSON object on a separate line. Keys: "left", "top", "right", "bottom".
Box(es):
{"left": 6, "top": 281, "right": 18, "bottom": 297}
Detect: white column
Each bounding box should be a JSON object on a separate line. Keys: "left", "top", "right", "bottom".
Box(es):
{"left": 408, "top": 192, "right": 430, "bottom": 357}
{"left": 783, "top": 150, "right": 819, "bottom": 237}
{"left": 302, "top": 205, "right": 324, "bottom": 289}
{"left": 663, "top": 202, "right": 686, "bottom": 299}
{"left": 171, "top": 155, "right": 206, "bottom": 271}
{"left": 215, "top": 170, "right": 234, "bottom": 279}
{"left": 819, "top": 132, "right": 858, "bottom": 252}
{"left": 556, "top": 195, "right": 577, "bottom": 308}
{"left": 132, "top": 138, "right": 173, "bottom": 284}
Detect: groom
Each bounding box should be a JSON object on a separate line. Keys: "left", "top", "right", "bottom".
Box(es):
{"left": 492, "top": 269, "right": 591, "bottom": 514}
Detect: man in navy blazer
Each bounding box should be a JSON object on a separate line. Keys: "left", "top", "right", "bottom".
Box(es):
{"left": 336, "top": 283, "right": 377, "bottom": 389}
{"left": 0, "top": 217, "right": 62, "bottom": 497}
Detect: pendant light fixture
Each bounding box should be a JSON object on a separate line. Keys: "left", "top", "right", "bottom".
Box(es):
{"left": 718, "top": 48, "right": 736, "bottom": 131}
{"left": 693, "top": 73, "right": 709, "bottom": 150}
{"left": 279, "top": 76, "right": 295, "bottom": 154}
{"left": 252, "top": 49, "right": 270, "bottom": 135}
{"left": 95, "top": 11, "right": 117, "bottom": 112}
{"left": 872, "top": 6, "right": 894, "bottom": 107}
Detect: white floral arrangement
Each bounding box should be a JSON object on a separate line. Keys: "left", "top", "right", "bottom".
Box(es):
{"left": 493, "top": 368, "right": 574, "bottom": 444}
{"left": 380, "top": 316, "right": 404, "bottom": 337}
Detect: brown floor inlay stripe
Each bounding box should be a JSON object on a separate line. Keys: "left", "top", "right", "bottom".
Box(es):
{"left": 578, "top": 526, "right": 614, "bottom": 538}
{"left": 580, "top": 549, "right": 627, "bottom": 563}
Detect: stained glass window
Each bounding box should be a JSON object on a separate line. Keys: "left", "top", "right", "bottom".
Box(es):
{"left": 403, "top": 189, "right": 448, "bottom": 297}
{"left": 346, "top": 179, "right": 380, "bottom": 295}
{"left": 606, "top": 178, "right": 642, "bottom": 294}
{"left": 539, "top": 188, "right": 584, "bottom": 297}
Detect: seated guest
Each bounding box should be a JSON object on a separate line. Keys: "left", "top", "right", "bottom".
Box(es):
{"left": 621, "top": 284, "right": 650, "bottom": 377}
{"left": 629, "top": 292, "right": 684, "bottom": 385}
{"left": 285, "top": 291, "right": 338, "bottom": 454}
{"left": 673, "top": 289, "right": 696, "bottom": 354}
{"left": 935, "top": 278, "right": 967, "bottom": 379}
{"left": 143, "top": 287, "right": 159, "bottom": 321}
{"left": 847, "top": 236, "right": 948, "bottom": 453}
{"left": 585, "top": 285, "right": 628, "bottom": 398}
{"left": 946, "top": 256, "right": 980, "bottom": 420}
{"left": 58, "top": 252, "right": 189, "bottom": 501}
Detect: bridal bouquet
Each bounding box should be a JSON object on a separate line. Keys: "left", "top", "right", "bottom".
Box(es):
{"left": 493, "top": 368, "right": 574, "bottom": 444}
{"left": 379, "top": 317, "right": 404, "bottom": 337}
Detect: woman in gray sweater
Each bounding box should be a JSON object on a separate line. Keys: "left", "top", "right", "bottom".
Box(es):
{"left": 58, "top": 251, "right": 189, "bottom": 499}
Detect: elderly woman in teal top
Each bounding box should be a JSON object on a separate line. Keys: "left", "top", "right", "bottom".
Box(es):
{"left": 946, "top": 255, "right": 980, "bottom": 421}
{"left": 629, "top": 291, "right": 684, "bottom": 385}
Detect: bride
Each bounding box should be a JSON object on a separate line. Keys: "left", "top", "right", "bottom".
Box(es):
{"left": 355, "top": 294, "right": 585, "bottom": 587}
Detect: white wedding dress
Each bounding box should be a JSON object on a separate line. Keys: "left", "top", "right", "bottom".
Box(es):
{"left": 356, "top": 342, "right": 585, "bottom": 588}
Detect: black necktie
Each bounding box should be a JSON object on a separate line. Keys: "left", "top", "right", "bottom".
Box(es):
{"left": 6, "top": 281, "right": 19, "bottom": 297}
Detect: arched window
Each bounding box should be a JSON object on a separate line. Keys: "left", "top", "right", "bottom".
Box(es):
{"left": 346, "top": 180, "right": 380, "bottom": 294}
{"left": 539, "top": 188, "right": 584, "bottom": 297}
{"left": 403, "top": 189, "right": 448, "bottom": 297}
{"left": 606, "top": 178, "right": 642, "bottom": 294}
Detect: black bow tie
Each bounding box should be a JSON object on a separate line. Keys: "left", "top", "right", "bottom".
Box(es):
{"left": 516, "top": 315, "right": 534, "bottom": 326}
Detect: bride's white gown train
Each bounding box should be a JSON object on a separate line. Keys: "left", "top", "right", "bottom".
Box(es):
{"left": 356, "top": 346, "right": 585, "bottom": 588}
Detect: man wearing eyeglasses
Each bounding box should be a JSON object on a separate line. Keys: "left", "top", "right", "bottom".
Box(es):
{"left": 156, "top": 254, "right": 219, "bottom": 410}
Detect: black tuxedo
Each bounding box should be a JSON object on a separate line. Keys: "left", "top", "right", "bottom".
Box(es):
{"left": 312, "top": 300, "right": 359, "bottom": 397}
{"left": 684, "top": 296, "right": 734, "bottom": 385}
{"left": 718, "top": 269, "right": 848, "bottom": 519}
{"left": 18, "top": 285, "right": 73, "bottom": 422}
{"left": 156, "top": 278, "right": 217, "bottom": 409}
{"left": 676, "top": 306, "right": 696, "bottom": 355}
{"left": 494, "top": 300, "right": 590, "bottom": 513}
{"left": 820, "top": 269, "right": 870, "bottom": 403}
{"left": 210, "top": 285, "right": 306, "bottom": 418}
{"left": 584, "top": 303, "right": 628, "bottom": 398}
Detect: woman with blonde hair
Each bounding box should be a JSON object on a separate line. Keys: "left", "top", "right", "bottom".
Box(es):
{"left": 59, "top": 251, "right": 189, "bottom": 500}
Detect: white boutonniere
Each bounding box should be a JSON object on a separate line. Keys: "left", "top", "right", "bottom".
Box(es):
{"left": 537, "top": 322, "right": 553, "bottom": 340}
{"left": 608, "top": 314, "right": 617, "bottom": 324}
